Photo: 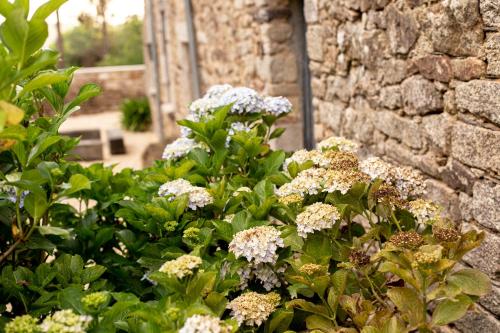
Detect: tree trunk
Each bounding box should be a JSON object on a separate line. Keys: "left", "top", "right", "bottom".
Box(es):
{"left": 56, "top": 10, "right": 65, "bottom": 66}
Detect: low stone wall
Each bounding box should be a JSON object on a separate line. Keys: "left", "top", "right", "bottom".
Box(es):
{"left": 306, "top": 1, "right": 499, "bottom": 331}
{"left": 70, "top": 65, "right": 146, "bottom": 115}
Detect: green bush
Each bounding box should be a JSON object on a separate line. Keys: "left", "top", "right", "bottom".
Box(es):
{"left": 120, "top": 97, "right": 151, "bottom": 132}
{"left": 0, "top": 1, "right": 492, "bottom": 332}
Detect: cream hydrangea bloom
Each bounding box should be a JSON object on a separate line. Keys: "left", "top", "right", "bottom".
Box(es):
{"left": 179, "top": 314, "right": 230, "bottom": 333}
{"left": 162, "top": 137, "right": 208, "bottom": 160}
{"left": 159, "top": 255, "right": 202, "bottom": 279}
{"left": 227, "top": 292, "right": 280, "bottom": 326}
{"left": 158, "top": 179, "right": 213, "bottom": 210}
{"left": 408, "top": 199, "right": 441, "bottom": 224}
{"left": 40, "top": 309, "right": 92, "bottom": 333}
{"left": 296, "top": 203, "right": 341, "bottom": 238}
{"left": 317, "top": 136, "right": 358, "bottom": 153}
{"left": 229, "top": 226, "right": 284, "bottom": 264}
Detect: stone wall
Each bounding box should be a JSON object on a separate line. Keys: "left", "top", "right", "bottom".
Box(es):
{"left": 305, "top": 1, "right": 499, "bottom": 331}
{"left": 70, "top": 65, "right": 146, "bottom": 115}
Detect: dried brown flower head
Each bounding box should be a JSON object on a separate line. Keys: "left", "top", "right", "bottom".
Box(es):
{"left": 373, "top": 183, "right": 404, "bottom": 208}
{"left": 390, "top": 231, "right": 424, "bottom": 249}
{"left": 349, "top": 250, "right": 370, "bottom": 267}
{"left": 322, "top": 151, "right": 359, "bottom": 171}
{"left": 433, "top": 226, "right": 461, "bottom": 242}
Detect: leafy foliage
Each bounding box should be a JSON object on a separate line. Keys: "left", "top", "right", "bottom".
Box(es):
{"left": 120, "top": 97, "right": 151, "bottom": 132}
{"left": 0, "top": 1, "right": 491, "bottom": 332}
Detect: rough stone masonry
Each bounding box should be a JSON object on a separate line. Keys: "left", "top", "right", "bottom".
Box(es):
{"left": 306, "top": 1, "right": 499, "bottom": 331}
{"left": 145, "top": 1, "right": 499, "bottom": 331}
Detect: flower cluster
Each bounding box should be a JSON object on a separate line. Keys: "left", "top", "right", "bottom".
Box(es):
{"left": 226, "top": 121, "right": 252, "bottom": 146}
{"left": 227, "top": 292, "right": 280, "bottom": 326}
{"left": 162, "top": 137, "right": 208, "bottom": 160}
{"left": 298, "top": 263, "right": 328, "bottom": 276}
{"left": 179, "top": 314, "right": 230, "bottom": 333}
{"left": 407, "top": 199, "right": 441, "bottom": 224}
{"left": 237, "top": 263, "right": 285, "bottom": 291}
{"left": 390, "top": 231, "right": 424, "bottom": 249}
{"left": 218, "top": 87, "right": 264, "bottom": 114}
{"left": 229, "top": 226, "right": 284, "bottom": 264}
{"left": 5, "top": 315, "right": 40, "bottom": 333}
{"left": 159, "top": 255, "right": 202, "bottom": 279}
{"left": 40, "top": 310, "right": 92, "bottom": 333}
{"left": 81, "top": 292, "right": 109, "bottom": 312}
{"left": 295, "top": 203, "right": 340, "bottom": 238}
{"left": 360, "top": 157, "right": 426, "bottom": 199}
{"left": 158, "top": 179, "right": 213, "bottom": 210}
{"left": 317, "top": 136, "right": 358, "bottom": 153}
{"left": 262, "top": 96, "right": 292, "bottom": 115}
{"left": 414, "top": 245, "right": 443, "bottom": 265}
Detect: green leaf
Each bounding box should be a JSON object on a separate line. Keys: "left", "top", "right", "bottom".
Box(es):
{"left": 0, "top": 8, "right": 28, "bottom": 61}
{"left": 23, "top": 192, "right": 48, "bottom": 221}
{"left": 60, "top": 174, "right": 91, "bottom": 196}
{"left": 305, "top": 314, "right": 336, "bottom": 331}
{"left": 31, "top": 0, "right": 68, "bottom": 20}
{"left": 431, "top": 294, "right": 473, "bottom": 326}
{"left": 0, "top": 125, "right": 26, "bottom": 141}
{"left": 387, "top": 287, "right": 425, "bottom": 327}
{"left": 59, "top": 286, "right": 84, "bottom": 314}
{"left": 19, "top": 71, "right": 68, "bottom": 97}
{"left": 27, "top": 134, "right": 61, "bottom": 166}
{"left": 64, "top": 83, "right": 101, "bottom": 112}
{"left": 269, "top": 127, "right": 286, "bottom": 140}
{"left": 0, "top": 0, "right": 15, "bottom": 17}
{"left": 447, "top": 268, "right": 491, "bottom": 296}
{"left": 265, "top": 309, "right": 293, "bottom": 333}
{"left": 24, "top": 19, "right": 48, "bottom": 60}
{"left": 37, "top": 226, "right": 71, "bottom": 239}
{"left": 81, "top": 265, "right": 106, "bottom": 284}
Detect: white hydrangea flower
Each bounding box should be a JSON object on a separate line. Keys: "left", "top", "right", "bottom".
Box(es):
{"left": 296, "top": 203, "right": 341, "bottom": 238}
{"left": 317, "top": 136, "right": 358, "bottom": 153}
{"left": 275, "top": 168, "right": 327, "bottom": 197}
{"left": 283, "top": 149, "right": 329, "bottom": 171}
{"left": 229, "top": 226, "right": 284, "bottom": 265}
{"left": 204, "top": 84, "right": 233, "bottom": 99}
{"left": 227, "top": 292, "right": 280, "bottom": 327}
{"left": 218, "top": 87, "right": 264, "bottom": 114}
{"left": 237, "top": 263, "right": 286, "bottom": 291}
{"left": 158, "top": 179, "right": 213, "bottom": 210}
{"left": 263, "top": 96, "right": 292, "bottom": 115}
{"left": 179, "top": 314, "right": 230, "bottom": 333}
{"left": 159, "top": 254, "right": 202, "bottom": 279}
{"left": 408, "top": 199, "right": 441, "bottom": 224}
{"left": 162, "top": 137, "right": 207, "bottom": 160}
{"left": 323, "top": 169, "right": 369, "bottom": 194}
{"left": 188, "top": 96, "right": 220, "bottom": 119}
{"left": 360, "top": 156, "right": 393, "bottom": 180}
{"left": 40, "top": 309, "right": 92, "bottom": 333}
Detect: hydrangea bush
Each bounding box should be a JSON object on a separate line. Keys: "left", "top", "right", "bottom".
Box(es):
{"left": 0, "top": 1, "right": 492, "bottom": 332}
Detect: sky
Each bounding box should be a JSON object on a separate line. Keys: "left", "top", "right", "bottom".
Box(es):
{"left": 32, "top": 0, "right": 144, "bottom": 28}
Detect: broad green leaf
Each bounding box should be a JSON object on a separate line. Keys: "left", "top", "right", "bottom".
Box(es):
{"left": 305, "top": 314, "right": 336, "bottom": 331}
{"left": 431, "top": 294, "right": 473, "bottom": 326}
{"left": 31, "top": 0, "right": 68, "bottom": 20}
{"left": 0, "top": 0, "right": 15, "bottom": 17}
{"left": 19, "top": 71, "right": 67, "bottom": 97}
{"left": 0, "top": 124, "right": 26, "bottom": 141}
{"left": 81, "top": 265, "right": 106, "bottom": 284}
{"left": 23, "top": 192, "right": 48, "bottom": 221}
{"left": 37, "top": 225, "right": 71, "bottom": 239}
{"left": 447, "top": 268, "right": 491, "bottom": 296}
{"left": 0, "top": 101, "right": 24, "bottom": 125}
{"left": 24, "top": 19, "right": 48, "bottom": 60}
{"left": 0, "top": 8, "right": 28, "bottom": 61}
{"left": 64, "top": 83, "right": 101, "bottom": 113}
{"left": 27, "top": 134, "right": 61, "bottom": 165}
{"left": 60, "top": 174, "right": 91, "bottom": 196}
{"left": 265, "top": 308, "right": 293, "bottom": 333}
{"left": 381, "top": 316, "right": 406, "bottom": 333}
{"left": 58, "top": 286, "right": 84, "bottom": 314}
{"left": 362, "top": 327, "right": 381, "bottom": 333}
{"left": 387, "top": 287, "right": 425, "bottom": 327}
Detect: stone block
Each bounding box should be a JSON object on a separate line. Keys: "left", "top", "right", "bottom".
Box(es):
{"left": 451, "top": 121, "right": 500, "bottom": 173}
{"left": 455, "top": 80, "right": 500, "bottom": 126}
{"left": 440, "top": 159, "right": 477, "bottom": 195}
{"left": 485, "top": 33, "right": 500, "bottom": 77}
{"left": 71, "top": 140, "right": 104, "bottom": 161}
{"left": 424, "top": 179, "right": 461, "bottom": 222}
{"left": 413, "top": 55, "right": 453, "bottom": 82}
{"left": 373, "top": 110, "right": 424, "bottom": 149}
{"left": 385, "top": 4, "right": 419, "bottom": 54}
{"left": 480, "top": 0, "right": 500, "bottom": 29}
{"left": 462, "top": 228, "right": 500, "bottom": 280}
{"left": 379, "top": 59, "right": 408, "bottom": 85}
{"left": 454, "top": 306, "right": 500, "bottom": 333}
{"left": 459, "top": 192, "right": 474, "bottom": 221}
{"left": 306, "top": 25, "right": 324, "bottom": 62}
{"left": 422, "top": 113, "right": 454, "bottom": 154}
{"left": 443, "top": 90, "right": 457, "bottom": 114}
{"left": 450, "top": 57, "right": 486, "bottom": 81}
{"left": 270, "top": 53, "right": 298, "bottom": 83}
{"left": 261, "top": 21, "right": 292, "bottom": 43}
{"left": 318, "top": 100, "right": 345, "bottom": 132}
{"left": 342, "top": 107, "right": 375, "bottom": 144}
{"left": 446, "top": 0, "right": 481, "bottom": 28}
{"left": 472, "top": 181, "right": 500, "bottom": 232}
{"left": 401, "top": 76, "right": 443, "bottom": 115}
{"left": 107, "top": 129, "right": 126, "bottom": 155}
{"left": 431, "top": 7, "right": 483, "bottom": 57}
{"left": 304, "top": 0, "right": 318, "bottom": 23}
{"left": 479, "top": 284, "right": 500, "bottom": 317}
{"left": 379, "top": 85, "right": 402, "bottom": 110}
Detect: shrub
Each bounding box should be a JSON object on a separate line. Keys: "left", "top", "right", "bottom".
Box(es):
{"left": 0, "top": 1, "right": 491, "bottom": 332}
{"left": 120, "top": 97, "right": 151, "bottom": 132}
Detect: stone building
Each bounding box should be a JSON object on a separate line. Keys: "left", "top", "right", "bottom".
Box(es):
{"left": 144, "top": 1, "right": 500, "bottom": 331}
